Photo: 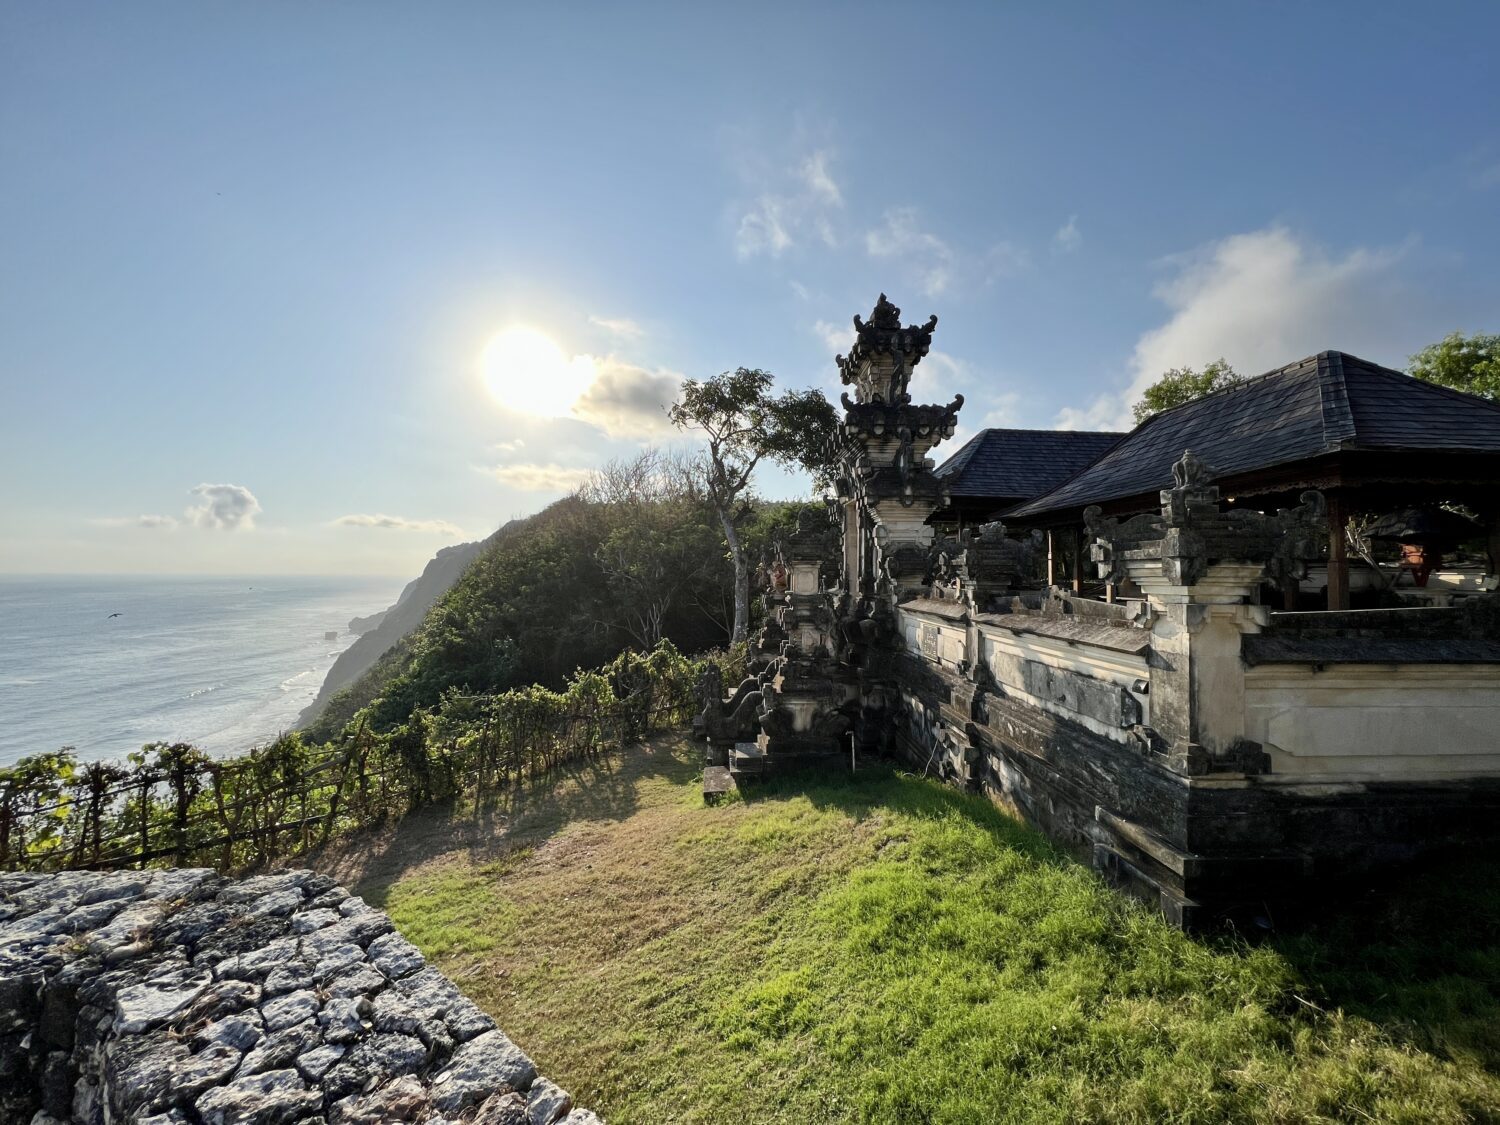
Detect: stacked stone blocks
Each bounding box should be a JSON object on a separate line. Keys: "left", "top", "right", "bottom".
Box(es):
{"left": 0, "top": 868, "right": 602, "bottom": 1125}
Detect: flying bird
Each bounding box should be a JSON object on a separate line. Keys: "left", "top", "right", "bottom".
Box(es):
{"left": 107, "top": 612, "right": 123, "bottom": 618}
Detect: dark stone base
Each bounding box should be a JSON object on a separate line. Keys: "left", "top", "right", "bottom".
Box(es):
{"left": 882, "top": 661, "right": 1500, "bottom": 931}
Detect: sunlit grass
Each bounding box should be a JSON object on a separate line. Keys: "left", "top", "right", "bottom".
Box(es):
{"left": 337, "top": 737, "right": 1500, "bottom": 1123}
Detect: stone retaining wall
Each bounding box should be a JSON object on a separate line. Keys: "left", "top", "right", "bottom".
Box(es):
{"left": 0, "top": 868, "right": 602, "bottom": 1125}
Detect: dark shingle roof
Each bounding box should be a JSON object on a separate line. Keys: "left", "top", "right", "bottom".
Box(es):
{"left": 933, "top": 428, "right": 1125, "bottom": 500}
{"left": 1006, "top": 351, "right": 1500, "bottom": 519}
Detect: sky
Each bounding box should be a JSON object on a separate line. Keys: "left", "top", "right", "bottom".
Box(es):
{"left": 2, "top": 2, "right": 1498, "bottom": 577}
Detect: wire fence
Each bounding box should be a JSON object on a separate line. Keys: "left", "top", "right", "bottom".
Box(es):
{"left": 0, "top": 640, "right": 722, "bottom": 874}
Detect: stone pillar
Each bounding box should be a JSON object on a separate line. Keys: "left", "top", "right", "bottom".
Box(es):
{"left": 829, "top": 294, "right": 965, "bottom": 756}
{"left": 1086, "top": 451, "right": 1327, "bottom": 776}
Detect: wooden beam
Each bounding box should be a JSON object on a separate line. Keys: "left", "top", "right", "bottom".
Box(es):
{"left": 1046, "top": 529, "right": 1056, "bottom": 588}
{"left": 1326, "top": 491, "right": 1350, "bottom": 610}
{"left": 1070, "top": 527, "right": 1083, "bottom": 594}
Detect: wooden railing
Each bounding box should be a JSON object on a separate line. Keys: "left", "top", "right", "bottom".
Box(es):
{"left": 0, "top": 641, "right": 718, "bottom": 873}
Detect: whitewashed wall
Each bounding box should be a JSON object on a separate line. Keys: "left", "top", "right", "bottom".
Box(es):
{"left": 1245, "top": 663, "right": 1500, "bottom": 779}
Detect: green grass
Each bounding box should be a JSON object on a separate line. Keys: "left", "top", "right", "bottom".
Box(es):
{"left": 323, "top": 737, "right": 1500, "bottom": 1123}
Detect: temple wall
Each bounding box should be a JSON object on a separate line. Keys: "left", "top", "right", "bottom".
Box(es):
{"left": 1246, "top": 662, "right": 1500, "bottom": 778}
{"left": 885, "top": 592, "right": 1500, "bottom": 929}
{"left": 896, "top": 602, "right": 1150, "bottom": 745}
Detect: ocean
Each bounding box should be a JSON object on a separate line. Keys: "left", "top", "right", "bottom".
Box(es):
{"left": 0, "top": 575, "right": 403, "bottom": 767}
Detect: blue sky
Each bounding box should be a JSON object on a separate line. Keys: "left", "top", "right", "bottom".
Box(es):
{"left": 3, "top": 2, "right": 1497, "bottom": 575}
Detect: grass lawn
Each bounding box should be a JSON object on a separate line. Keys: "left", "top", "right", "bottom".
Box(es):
{"left": 312, "top": 735, "right": 1500, "bottom": 1123}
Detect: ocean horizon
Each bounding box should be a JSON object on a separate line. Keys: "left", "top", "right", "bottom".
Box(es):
{"left": 0, "top": 574, "right": 404, "bottom": 767}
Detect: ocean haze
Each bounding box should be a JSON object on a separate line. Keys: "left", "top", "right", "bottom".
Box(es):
{"left": 0, "top": 575, "right": 402, "bottom": 766}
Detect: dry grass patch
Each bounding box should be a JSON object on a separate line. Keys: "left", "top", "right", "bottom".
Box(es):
{"left": 314, "top": 735, "right": 1500, "bottom": 1124}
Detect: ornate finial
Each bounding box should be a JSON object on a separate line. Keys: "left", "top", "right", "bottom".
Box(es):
{"left": 869, "top": 293, "right": 901, "bottom": 329}
{"left": 1171, "top": 450, "right": 1213, "bottom": 489}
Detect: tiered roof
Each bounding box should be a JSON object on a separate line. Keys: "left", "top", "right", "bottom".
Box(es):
{"left": 934, "top": 428, "right": 1126, "bottom": 503}
{"left": 1006, "top": 351, "right": 1500, "bottom": 521}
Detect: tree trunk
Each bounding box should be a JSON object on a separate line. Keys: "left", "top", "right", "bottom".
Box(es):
{"left": 719, "top": 506, "right": 749, "bottom": 643}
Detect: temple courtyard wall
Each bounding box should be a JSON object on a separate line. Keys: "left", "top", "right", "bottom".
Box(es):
{"left": 890, "top": 597, "right": 1500, "bottom": 929}
{"left": 0, "top": 867, "right": 602, "bottom": 1125}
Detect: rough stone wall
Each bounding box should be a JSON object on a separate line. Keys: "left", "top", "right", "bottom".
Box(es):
{"left": 0, "top": 868, "right": 602, "bottom": 1125}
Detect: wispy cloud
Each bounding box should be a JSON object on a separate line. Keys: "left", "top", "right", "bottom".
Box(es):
{"left": 800, "top": 150, "right": 842, "bottom": 206}
{"left": 186, "top": 483, "right": 260, "bottom": 530}
{"left": 734, "top": 148, "right": 844, "bottom": 259}
{"left": 484, "top": 464, "right": 596, "bottom": 492}
{"left": 1055, "top": 226, "right": 1414, "bottom": 430}
{"left": 736, "top": 197, "right": 794, "bottom": 258}
{"left": 865, "top": 207, "right": 954, "bottom": 297}
{"left": 588, "top": 315, "right": 644, "bottom": 340}
{"left": 333, "top": 514, "right": 464, "bottom": 535}
{"left": 91, "top": 514, "right": 178, "bottom": 530}
{"left": 1052, "top": 215, "right": 1082, "bottom": 253}
{"left": 813, "top": 319, "right": 853, "bottom": 356}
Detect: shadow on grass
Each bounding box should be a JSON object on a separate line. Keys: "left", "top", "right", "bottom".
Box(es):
{"left": 1271, "top": 854, "right": 1500, "bottom": 1072}
{"left": 312, "top": 734, "right": 702, "bottom": 908}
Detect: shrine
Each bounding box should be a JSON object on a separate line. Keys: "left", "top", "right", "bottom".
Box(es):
{"left": 699, "top": 294, "right": 1500, "bottom": 928}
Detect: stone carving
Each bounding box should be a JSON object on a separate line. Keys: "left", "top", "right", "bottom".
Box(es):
{"left": 837, "top": 293, "right": 939, "bottom": 403}
{"left": 1086, "top": 451, "right": 1327, "bottom": 590}
{"left": 928, "top": 521, "right": 1028, "bottom": 611}
{"left": 694, "top": 661, "right": 764, "bottom": 765}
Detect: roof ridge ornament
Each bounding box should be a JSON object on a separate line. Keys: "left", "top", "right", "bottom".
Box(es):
{"left": 837, "top": 293, "right": 939, "bottom": 404}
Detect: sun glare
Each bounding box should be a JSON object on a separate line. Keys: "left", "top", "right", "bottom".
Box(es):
{"left": 480, "top": 326, "right": 594, "bottom": 418}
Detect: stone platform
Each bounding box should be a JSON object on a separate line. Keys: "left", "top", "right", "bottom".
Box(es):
{"left": 0, "top": 868, "right": 604, "bottom": 1125}
{"left": 701, "top": 766, "right": 738, "bottom": 805}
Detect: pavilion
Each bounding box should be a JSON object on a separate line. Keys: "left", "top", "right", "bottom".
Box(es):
{"left": 990, "top": 351, "right": 1500, "bottom": 607}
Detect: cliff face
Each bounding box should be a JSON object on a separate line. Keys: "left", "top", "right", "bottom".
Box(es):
{"left": 297, "top": 528, "right": 508, "bottom": 728}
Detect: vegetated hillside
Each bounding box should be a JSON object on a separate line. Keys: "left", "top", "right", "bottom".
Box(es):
{"left": 297, "top": 523, "right": 519, "bottom": 729}
{"left": 315, "top": 735, "right": 1500, "bottom": 1125}
{"left": 303, "top": 492, "right": 820, "bottom": 743}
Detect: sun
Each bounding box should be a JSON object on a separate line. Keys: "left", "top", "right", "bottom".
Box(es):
{"left": 480, "top": 326, "right": 594, "bottom": 418}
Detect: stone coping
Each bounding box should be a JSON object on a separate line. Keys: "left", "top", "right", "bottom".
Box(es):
{"left": 0, "top": 868, "right": 603, "bottom": 1125}
{"left": 1242, "top": 636, "right": 1500, "bottom": 666}
{"left": 974, "top": 614, "right": 1151, "bottom": 657}
{"left": 898, "top": 597, "right": 1151, "bottom": 657}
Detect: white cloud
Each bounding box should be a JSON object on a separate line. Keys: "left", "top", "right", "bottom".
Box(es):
{"left": 733, "top": 149, "right": 844, "bottom": 258}
{"left": 571, "top": 357, "right": 681, "bottom": 438}
{"left": 333, "top": 514, "right": 464, "bottom": 535}
{"left": 865, "top": 208, "right": 954, "bottom": 297}
{"left": 1053, "top": 215, "right": 1082, "bottom": 253}
{"left": 91, "top": 514, "right": 177, "bottom": 530}
{"left": 588, "top": 315, "right": 644, "bottom": 340}
{"left": 494, "top": 439, "right": 526, "bottom": 453}
{"left": 1056, "top": 226, "right": 1414, "bottom": 431}
{"left": 813, "top": 319, "right": 853, "bottom": 356}
{"left": 485, "top": 464, "right": 596, "bottom": 492}
{"left": 736, "top": 196, "right": 794, "bottom": 258}
{"left": 186, "top": 483, "right": 261, "bottom": 530}
{"left": 985, "top": 241, "right": 1030, "bottom": 278}
{"left": 800, "top": 150, "right": 842, "bottom": 206}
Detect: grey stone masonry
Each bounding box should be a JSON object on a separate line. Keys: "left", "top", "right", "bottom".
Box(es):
{"left": 0, "top": 868, "right": 602, "bottom": 1125}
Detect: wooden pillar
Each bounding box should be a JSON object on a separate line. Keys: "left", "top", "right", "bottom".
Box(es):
{"left": 1046, "top": 529, "right": 1057, "bottom": 588}
{"left": 1282, "top": 579, "right": 1299, "bottom": 611}
{"left": 1070, "top": 527, "right": 1083, "bottom": 594}
{"left": 1326, "top": 491, "right": 1349, "bottom": 610}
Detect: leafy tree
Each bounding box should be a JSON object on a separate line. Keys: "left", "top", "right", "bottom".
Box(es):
{"left": 669, "top": 368, "right": 838, "bottom": 643}
{"left": 1132, "top": 359, "right": 1243, "bottom": 424}
{"left": 583, "top": 450, "right": 727, "bottom": 649}
{"left": 1409, "top": 332, "right": 1500, "bottom": 401}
